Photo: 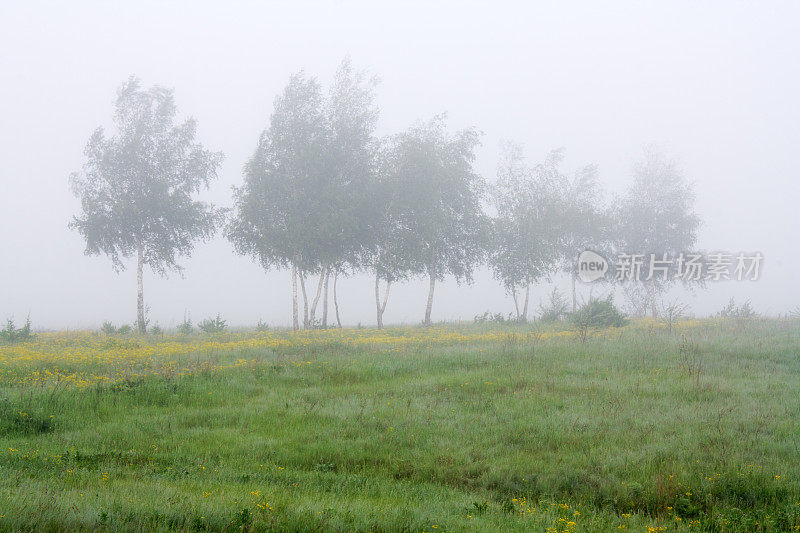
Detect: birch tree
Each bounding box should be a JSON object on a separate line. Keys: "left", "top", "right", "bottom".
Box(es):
{"left": 613, "top": 148, "right": 700, "bottom": 317}
{"left": 228, "top": 59, "right": 378, "bottom": 329}
{"left": 320, "top": 58, "right": 380, "bottom": 327}
{"left": 69, "top": 77, "right": 223, "bottom": 333}
{"left": 488, "top": 144, "right": 564, "bottom": 321}
{"left": 367, "top": 138, "right": 421, "bottom": 328}
{"left": 227, "top": 72, "right": 327, "bottom": 330}
{"left": 384, "top": 117, "right": 484, "bottom": 326}
{"left": 553, "top": 154, "right": 610, "bottom": 312}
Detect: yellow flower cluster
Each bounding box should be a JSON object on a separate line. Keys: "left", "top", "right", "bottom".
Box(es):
{"left": 0, "top": 319, "right": 703, "bottom": 389}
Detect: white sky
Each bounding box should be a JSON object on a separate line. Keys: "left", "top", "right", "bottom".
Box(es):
{"left": 1, "top": 1, "right": 798, "bottom": 329}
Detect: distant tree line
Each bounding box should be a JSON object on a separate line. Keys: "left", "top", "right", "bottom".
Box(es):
{"left": 70, "top": 60, "right": 699, "bottom": 332}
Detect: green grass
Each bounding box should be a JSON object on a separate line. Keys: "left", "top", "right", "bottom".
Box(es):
{"left": 0, "top": 320, "right": 798, "bottom": 531}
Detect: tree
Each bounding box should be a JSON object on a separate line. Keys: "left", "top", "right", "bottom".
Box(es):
{"left": 368, "top": 138, "right": 423, "bottom": 328}
{"left": 228, "top": 71, "right": 325, "bottom": 330}
{"left": 613, "top": 148, "right": 700, "bottom": 317}
{"left": 70, "top": 77, "right": 223, "bottom": 333}
{"left": 322, "top": 58, "right": 381, "bottom": 327}
{"left": 553, "top": 154, "right": 610, "bottom": 312}
{"left": 228, "top": 60, "right": 379, "bottom": 329}
{"left": 488, "top": 144, "right": 565, "bottom": 321}
{"left": 383, "top": 116, "right": 484, "bottom": 326}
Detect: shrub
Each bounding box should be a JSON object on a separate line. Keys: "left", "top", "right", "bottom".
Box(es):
{"left": 100, "top": 321, "right": 131, "bottom": 335}
{"left": 571, "top": 296, "right": 627, "bottom": 339}
{"left": 662, "top": 300, "right": 690, "bottom": 333}
{"left": 474, "top": 311, "right": 514, "bottom": 324}
{"left": 539, "top": 287, "right": 569, "bottom": 323}
{"left": 0, "top": 316, "right": 33, "bottom": 344}
{"left": 256, "top": 319, "right": 269, "bottom": 332}
{"left": 716, "top": 298, "right": 757, "bottom": 319}
{"left": 177, "top": 313, "right": 194, "bottom": 335}
{"left": 199, "top": 314, "right": 227, "bottom": 333}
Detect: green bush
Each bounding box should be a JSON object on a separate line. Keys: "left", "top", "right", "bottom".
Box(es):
{"left": 716, "top": 297, "right": 757, "bottom": 319}
{"left": 198, "top": 314, "right": 227, "bottom": 334}
{"left": 571, "top": 296, "right": 628, "bottom": 329}
{"left": 0, "top": 316, "right": 33, "bottom": 344}
{"left": 539, "top": 287, "right": 569, "bottom": 323}
{"left": 101, "top": 322, "right": 133, "bottom": 335}
{"left": 473, "top": 311, "right": 514, "bottom": 324}
{"left": 177, "top": 313, "right": 194, "bottom": 335}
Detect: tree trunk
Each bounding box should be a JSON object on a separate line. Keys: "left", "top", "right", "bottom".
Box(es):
{"left": 424, "top": 266, "right": 436, "bottom": 326}
{"left": 136, "top": 240, "right": 145, "bottom": 334}
{"left": 375, "top": 274, "right": 392, "bottom": 329}
{"left": 299, "top": 271, "right": 309, "bottom": 328}
{"left": 291, "top": 263, "right": 299, "bottom": 331}
{"left": 308, "top": 265, "right": 327, "bottom": 327}
{"left": 382, "top": 281, "right": 391, "bottom": 323}
{"left": 650, "top": 280, "right": 658, "bottom": 318}
{"left": 511, "top": 286, "right": 520, "bottom": 321}
{"left": 522, "top": 283, "right": 530, "bottom": 322}
{"left": 333, "top": 271, "right": 342, "bottom": 328}
{"left": 375, "top": 274, "right": 383, "bottom": 329}
{"left": 322, "top": 269, "right": 330, "bottom": 328}
{"left": 571, "top": 273, "right": 577, "bottom": 313}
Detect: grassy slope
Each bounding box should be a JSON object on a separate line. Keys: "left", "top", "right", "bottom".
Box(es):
{"left": 0, "top": 321, "right": 798, "bottom": 531}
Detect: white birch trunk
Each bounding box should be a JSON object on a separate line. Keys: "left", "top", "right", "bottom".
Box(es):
{"left": 511, "top": 286, "right": 520, "bottom": 321}
{"left": 424, "top": 266, "right": 436, "bottom": 326}
{"left": 308, "top": 265, "right": 327, "bottom": 327}
{"left": 291, "top": 263, "right": 299, "bottom": 331}
{"left": 522, "top": 283, "right": 530, "bottom": 322}
{"left": 136, "top": 240, "right": 145, "bottom": 334}
{"left": 322, "top": 269, "right": 330, "bottom": 328}
{"left": 375, "top": 274, "right": 383, "bottom": 329}
{"left": 299, "top": 271, "right": 309, "bottom": 328}
{"left": 375, "top": 274, "right": 392, "bottom": 329}
{"left": 571, "top": 273, "right": 577, "bottom": 313}
{"left": 333, "top": 271, "right": 342, "bottom": 328}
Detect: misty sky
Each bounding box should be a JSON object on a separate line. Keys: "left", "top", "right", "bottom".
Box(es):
{"left": 1, "top": 1, "right": 798, "bottom": 329}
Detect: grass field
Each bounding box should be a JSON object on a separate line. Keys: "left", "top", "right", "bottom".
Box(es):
{"left": 0, "top": 319, "right": 798, "bottom": 531}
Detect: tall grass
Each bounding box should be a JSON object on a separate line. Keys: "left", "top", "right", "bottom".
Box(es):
{"left": 0, "top": 319, "right": 797, "bottom": 531}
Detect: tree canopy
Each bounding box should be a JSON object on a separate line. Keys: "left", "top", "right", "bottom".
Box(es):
{"left": 70, "top": 76, "right": 223, "bottom": 331}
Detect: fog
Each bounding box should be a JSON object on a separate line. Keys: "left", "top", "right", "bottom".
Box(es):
{"left": 1, "top": 1, "right": 798, "bottom": 329}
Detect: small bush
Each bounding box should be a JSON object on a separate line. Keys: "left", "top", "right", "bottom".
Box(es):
{"left": 716, "top": 297, "right": 757, "bottom": 319}
{"left": 539, "top": 287, "right": 569, "bottom": 323}
{"left": 199, "top": 314, "right": 227, "bottom": 334}
{"left": 100, "top": 321, "right": 131, "bottom": 335}
{"left": 0, "top": 316, "right": 33, "bottom": 344}
{"left": 474, "top": 311, "right": 514, "bottom": 324}
{"left": 571, "top": 296, "right": 627, "bottom": 338}
{"left": 256, "top": 319, "right": 269, "bottom": 332}
{"left": 662, "top": 300, "right": 690, "bottom": 333}
{"left": 177, "top": 314, "right": 194, "bottom": 335}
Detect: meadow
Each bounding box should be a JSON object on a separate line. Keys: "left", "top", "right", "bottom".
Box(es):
{"left": 0, "top": 319, "right": 798, "bottom": 532}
